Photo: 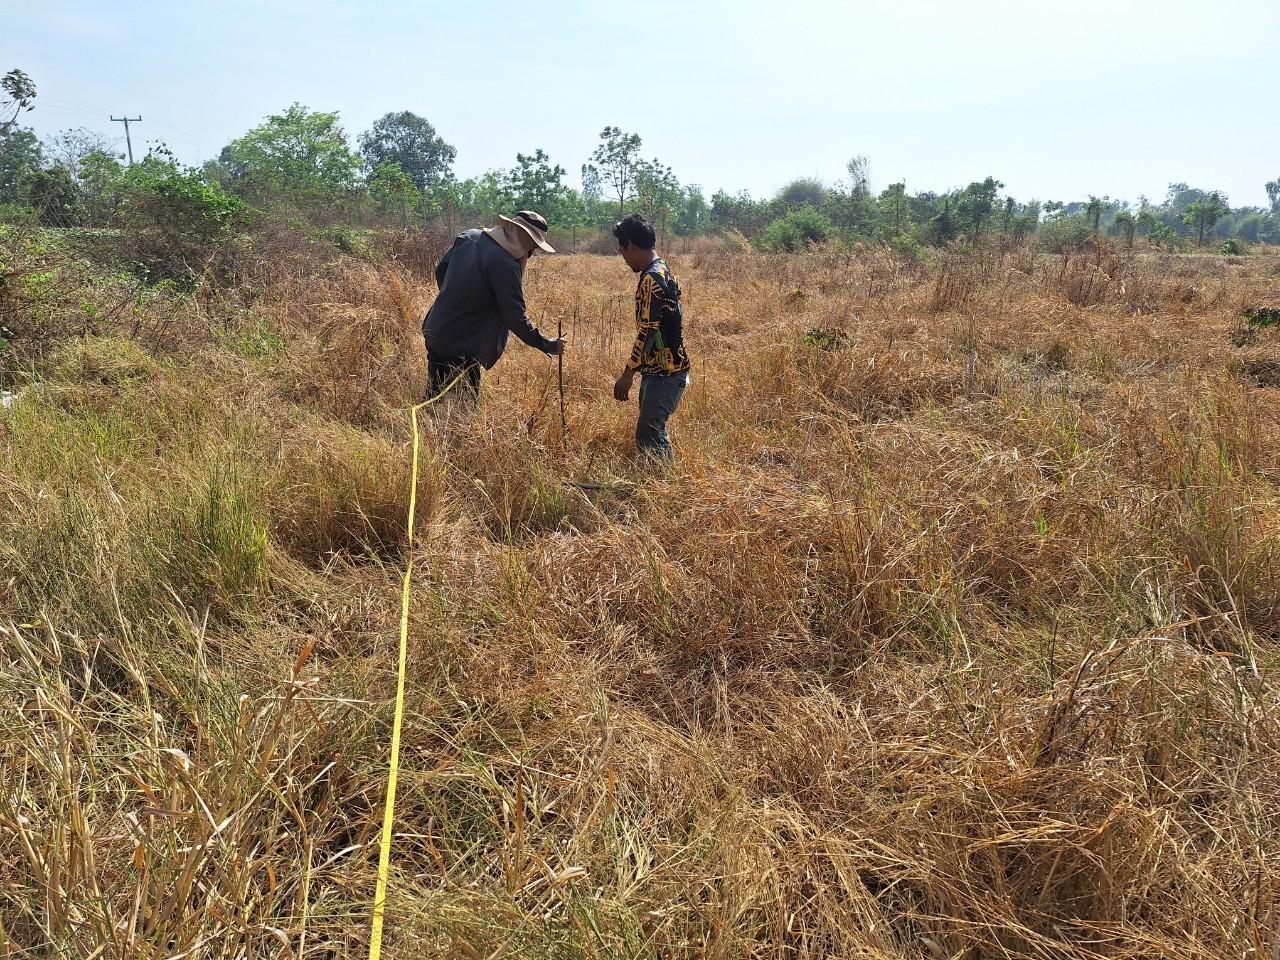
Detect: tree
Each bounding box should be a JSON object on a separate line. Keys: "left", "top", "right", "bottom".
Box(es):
{"left": 879, "top": 182, "right": 910, "bottom": 237}
{"left": 368, "top": 161, "right": 419, "bottom": 226}
{"left": 1113, "top": 210, "right": 1136, "bottom": 248}
{"left": 846, "top": 155, "right": 871, "bottom": 199}
{"left": 1266, "top": 178, "right": 1280, "bottom": 215}
{"left": 955, "top": 177, "right": 1003, "bottom": 237}
{"left": 776, "top": 178, "right": 828, "bottom": 210}
{"left": 505, "top": 148, "right": 569, "bottom": 221}
{"left": 710, "top": 189, "right": 767, "bottom": 236}
{"left": 43, "top": 128, "right": 121, "bottom": 179}
{"left": 1086, "top": 195, "right": 1104, "bottom": 234}
{"left": 217, "top": 104, "right": 362, "bottom": 203}
{"left": 674, "top": 185, "right": 709, "bottom": 236}
{"left": 358, "top": 111, "right": 455, "bottom": 192}
{"left": 931, "top": 196, "right": 956, "bottom": 243}
{"left": 25, "top": 165, "right": 81, "bottom": 226}
{"left": 0, "top": 127, "right": 42, "bottom": 201}
{"left": 635, "top": 159, "right": 681, "bottom": 236}
{"left": 1179, "top": 190, "right": 1229, "bottom": 246}
{"left": 583, "top": 126, "right": 643, "bottom": 214}
{"left": 1234, "top": 212, "right": 1265, "bottom": 244}
{"left": 841, "top": 155, "right": 878, "bottom": 235}
{"left": 1, "top": 69, "right": 36, "bottom": 136}
{"left": 77, "top": 148, "right": 125, "bottom": 224}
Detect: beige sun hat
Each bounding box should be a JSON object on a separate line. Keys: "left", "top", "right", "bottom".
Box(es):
{"left": 497, "top": 210, "right": 555, "bottom": 254}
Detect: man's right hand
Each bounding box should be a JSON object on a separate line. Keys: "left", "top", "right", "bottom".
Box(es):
{"left": 547, "top": 338, "right": 566, "bottom": 357}
{"left": 613, "top": 370, "right": 634, "bottom": 402}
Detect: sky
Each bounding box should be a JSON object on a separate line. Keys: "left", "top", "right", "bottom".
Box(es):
{"left": 9, "top": 0, "right": 1280, "bottom": 208}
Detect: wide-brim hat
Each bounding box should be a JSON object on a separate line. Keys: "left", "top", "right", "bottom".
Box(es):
{"left": 498, "top": 210, "right": 555, "bottom": 254}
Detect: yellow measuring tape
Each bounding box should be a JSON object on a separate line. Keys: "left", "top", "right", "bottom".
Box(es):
{"left": 369, "top": 370, "right": 471, "bottom": 960}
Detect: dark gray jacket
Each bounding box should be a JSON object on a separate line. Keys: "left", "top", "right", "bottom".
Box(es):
{"left": 422, "top": 229, "right": 557, "bottom": 368}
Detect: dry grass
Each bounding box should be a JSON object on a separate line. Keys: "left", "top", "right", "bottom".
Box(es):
{"left": 2, "top": 234, "right": 1280, "bottom": 958}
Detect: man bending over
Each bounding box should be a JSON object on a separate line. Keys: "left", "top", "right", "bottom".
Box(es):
{"left": 423, "top": 210, "right": 565, "bottom": 401}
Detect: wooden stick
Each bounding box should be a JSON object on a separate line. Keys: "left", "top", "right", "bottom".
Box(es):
{"left": 557, "top": 313, "right": 567, "bottom": 442}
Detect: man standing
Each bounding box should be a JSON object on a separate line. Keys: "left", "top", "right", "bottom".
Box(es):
{"left": 612, "top": 213, "right": 690, "bottom": 461}
{"left": 423, "top": 210, "right": 564, "bottom": 400}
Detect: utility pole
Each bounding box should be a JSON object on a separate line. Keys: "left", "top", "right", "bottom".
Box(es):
{"left": 110, "top": 115, "right": 142, "bottom": 164}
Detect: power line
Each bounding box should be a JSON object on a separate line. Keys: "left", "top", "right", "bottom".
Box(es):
{"left": 109, "top": 114, "right": 142, "bottom": 164}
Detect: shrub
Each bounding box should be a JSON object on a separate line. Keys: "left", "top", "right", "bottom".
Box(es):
{"left": 888, "top": 233, "right": 924, "bottom": 262}
{"left": 116, "top": 147, "right": 243, "bottom": 286}
{"left": 1219, "top": 237, "right": 1245, "bottom": 255}
{"left": 1037, "top": 215, "right": 1093, "bottom": 254}
{"left": 758, "top": 206, "right": 834, "bottom": 252}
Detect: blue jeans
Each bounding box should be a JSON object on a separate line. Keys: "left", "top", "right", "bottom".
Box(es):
{"left": 636, "top": 373, "right": 687, "bottom": 460}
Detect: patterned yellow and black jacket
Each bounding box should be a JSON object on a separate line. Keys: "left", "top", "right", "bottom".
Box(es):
{"left": 626, "top": 258, "right": 690, "bottom": 377}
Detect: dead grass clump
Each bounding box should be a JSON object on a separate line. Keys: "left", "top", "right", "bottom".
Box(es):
{"left": 270, "top": 420, "right": 420, "bottom": 565}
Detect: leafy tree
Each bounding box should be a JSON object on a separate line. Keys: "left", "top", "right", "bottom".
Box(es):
{"left": 635, "top": 159, "right": 681, "bottom": 236}
{"left": 930, "top": 197, "right": 956, "bottom": 243}
{"left": 24, "top": 165, "right": 81, "bottom": 226}
{"left": 1266, "top": 178, "right": 1280, "bottom": 215}
{"left": 368, "top": 160, "right": 419, "bottom": 226}
{"left": 358, "top": 111, "right": 455, "bottom": 192}
{"left": 1235, "top": 211, "right": 1265, "bottom": 244}
{"left": 0, "top": 127, "right": 41, "bottom": 201}
{"left": 1135, "top": 206, "right": 1158, "bottom": 236}
{"left": 1147, "top": 221, "right": 1180, "bottom": 251}
{"left": 1, "top": 69, "right": 36, "bottom": 136}
{"left": 78, "top": 149, "right": 126, "bottom": 224}
{"left": 839, "top": 155, "right": 878, "bottom": 235}
{"left": 583, "top": 126, "right": 643, "bottom": 214}
{"left": 710, "top": 189, "right": 767, "bottom": 236}
{"left": 846, "top": 155, "right": 871, "bottom": 199}
{"left": 674, "top": 185, "right": 709, "bottom": 236}
{"left": 43, "top": 128, "right": 120, "bottom": 179}
{"left": 1086, "top": 195, "right": 1104, "bottom": 234}
{"left": 955, "top": 177, "right": 1003, "bottom": 237}
{"left": 217, "top": 104, "right": 362, "bottom": 204}
{"left": 1179, "top": 190, "right": 1229, "bottom": 246}
{"left": 776, "top": 178, "right": 828, "bottom": 210}
{"left": 438, "top": 170, "right": 510, "bottom": 229}
{"left": 505, "top": 148, "right": 570, "bottom": 221}
{"left": 759, "top": 206, "right": 833, "bottom": 252}
{"left": 1113, "top": 210, "right": 1136, "bottom": 248}
{"left": 879, "top": 182, "right": 910, "bottom": 236}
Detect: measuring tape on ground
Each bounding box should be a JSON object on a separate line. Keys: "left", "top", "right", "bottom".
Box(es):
{"left": 369, "top": 369, "right": 471, "bottom": 960}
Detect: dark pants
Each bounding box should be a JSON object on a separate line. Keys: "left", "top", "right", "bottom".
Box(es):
{"left": 636, "top": 373, "right": 687, "bottom": 460}
{"left": 426, "top": 349, "right": 481, "bottom": 403}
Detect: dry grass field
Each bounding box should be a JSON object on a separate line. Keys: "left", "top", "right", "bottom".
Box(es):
{"left": 2, "top": 230, "right": 1280, "bottom": 957}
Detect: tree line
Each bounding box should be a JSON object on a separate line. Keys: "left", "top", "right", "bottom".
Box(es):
{"left": 3, "top": 68, "right": 1279, "bottom": 256}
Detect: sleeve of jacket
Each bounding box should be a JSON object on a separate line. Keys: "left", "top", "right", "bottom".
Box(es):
{"left": 489, "top": 255, "right": 557, "bottom": 353}
{"left": 434, "top": 236, "right": 461, "bottom": 288}
{"left": 626, "top": 274, "right": 661, "bottom": 371}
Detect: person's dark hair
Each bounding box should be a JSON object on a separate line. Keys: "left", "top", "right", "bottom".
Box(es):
{"left": 612, "top": 213, "right": 656, "bottom": 249}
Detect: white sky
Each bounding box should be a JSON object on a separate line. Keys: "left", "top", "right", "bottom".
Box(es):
{"left": 10, "top": 0, "right": 1280, "bottom": 207}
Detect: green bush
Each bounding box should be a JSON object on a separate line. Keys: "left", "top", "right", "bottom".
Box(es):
{"left": 758, "top": 206, "right": 834, "bottom": 252}
{"left": 1219, "top": 237, "right": 1246, "bottom": 255}
{"left": 888, "top": 233, "right": 924, "bottom": 262}
{"left": 1037, "top": 215, "right": 1093, "bottom": 254}
{"left": 116, "top": 147, "right": 243, "bottom": 286}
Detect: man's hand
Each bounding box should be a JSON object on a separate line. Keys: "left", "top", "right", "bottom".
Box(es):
{"left": 547, "top": 337, "right": 566, "bottom": 357}
{"left": 613, "top": 370, "right": 634, "bottom": 402}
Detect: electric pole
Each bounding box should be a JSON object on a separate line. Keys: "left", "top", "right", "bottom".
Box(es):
{"left": 110, "top": 115, "right": 142, "bottom": 164}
